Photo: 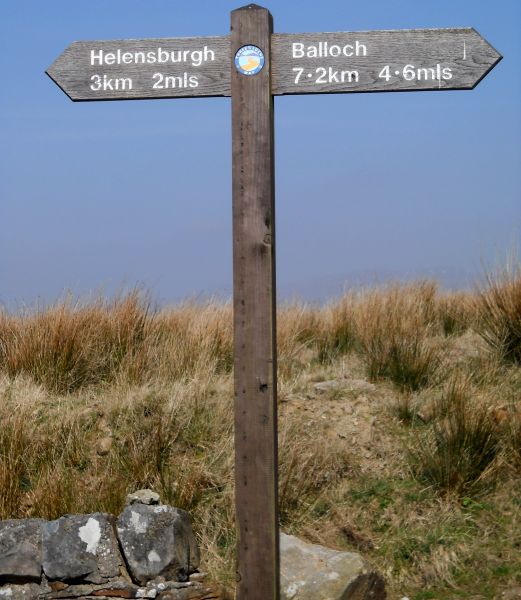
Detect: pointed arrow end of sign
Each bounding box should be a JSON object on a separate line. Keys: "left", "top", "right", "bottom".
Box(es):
{"left": 470, "top": 28, "right": 503, "bottom": 89}
{"left": 45, "top": 69, "right": 74, "bottom": 102}
{"left": 46, "top": 45, "right": 80, "bottom": 102}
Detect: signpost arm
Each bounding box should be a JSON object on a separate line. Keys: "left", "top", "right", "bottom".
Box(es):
{"left": 231, "top": 5, "right": 279, "bottom": 600}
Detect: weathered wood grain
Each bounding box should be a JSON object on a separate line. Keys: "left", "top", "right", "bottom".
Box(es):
{"left": 46, "top": 36, "right": 230, "bottom": 101}
{"left": 271, "top": 28, "right": 502, "bottom": 95}
{"left": 231, "top": 5, "right": 279, "bottom": 600}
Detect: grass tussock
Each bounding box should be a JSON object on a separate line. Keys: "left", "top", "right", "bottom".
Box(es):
{"left": 0, "top": 293, "right": 153, "bottom": 393}
{"left": 410, "top": 376, "right": 500, "bottom": 495}
{"left": 1, "top": 263, "right": 521, "bottom": 598}
{"left": 476, "top": 262, "right": 521, "bottom": 364}
{"left": 0, "top": 294, "right": 235, "bottom": 393}
{"left": 354, "top": 282, "right": 441, "bottom": 391}
{"left": 436, "top": 291, "right": 475, "bottom": 336}
{"left": 314, "top": 296, "right": 358, "bottom": 364}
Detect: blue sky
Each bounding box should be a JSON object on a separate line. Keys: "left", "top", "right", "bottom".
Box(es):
{"left": 1, "top": 1, "right": 519, "bottom": 306}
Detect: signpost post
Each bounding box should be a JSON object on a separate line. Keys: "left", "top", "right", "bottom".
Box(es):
{"left": 47, "top": 5, "right": 502, "bottom": 599}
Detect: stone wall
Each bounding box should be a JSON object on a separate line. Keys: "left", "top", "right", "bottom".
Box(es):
{"left": 1, "top": 488, "right": 387, "bottom": 600}
{"left": 0, "top": 490, "right": 227, "bottom": 600}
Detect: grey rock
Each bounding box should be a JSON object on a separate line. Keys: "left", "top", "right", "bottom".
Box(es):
{"left": 136, "top": 589, "right": 157, "bottom": 599}
{"left": 40, "top": 583, "right": 97, "bottom": 599}
{"left": 96, "top": 436, "right": 113, "bottom": 457}
{"left": 0, "top": 519, "right": 44, "bottom": 583}
{"left": 313, "top": 380, "right": 341, "bottom": 392}
{"left": 117, "top": 504, "right": 200, "bottom": 585}
{"left": 314, "top": 379, "right": 376, "bottom": 394}
{"left": 345, "top": 379, "right": 376, "bottom": 393}
{"left": 40, "top": 580, "right": 139, "bottom": 599}
{"left": 156, "top": 582, "right": 229, "bottom": 600}
{"left": 42, "top": 514, "right": 122, "bottom": 583}
{"left": 280, "top": 533, "right": 386, "bottom": 599}
{"left": 0, "top": 584, "right": 43, "bottom": 599}
{"left": 126, "top": 490, "right": 161, "bottom": 506}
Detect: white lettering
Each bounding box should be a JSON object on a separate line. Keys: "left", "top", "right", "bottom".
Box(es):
{"left": 90, "top": 50, "right": 103, "bottom": 66}
{"left": 152, "top": 72, "right": 198, "bottom": 89}
{"left": 341, "top": 69, "right": 358, "bottom": 83}
{"left": 293, "top": 67, "right": 304, "bottom": 83}
{"left": 158, "top": 48, "right": 170, "bottom": 63}
{"left": 191, "top": 50, "right": 203, "bottom": 67}
{"left": 329, "top": 67, "right": 339, "bottom": 82}
{"left": 292, "top": 40, "right": 368, "bottom": 60}
{"left": 152, "top": 73, "right": 163, "bottom": 89}
{"left": 292, "top": 43, "right": 305, "bottom": 58}
{"left": 356, "top": 41, "right": 367, "bottom": 56}
{"left": 316, "top": 67, "right": 327, "bottom": 83}
{"left": 89, "top": 74, "right": 132, "bottom": 92}
{"left": 90, "top": 74, "right": 101, "bottom": 90}
{"left": 89, "top": 46, "right": 217, "bottom": 67}
{"left": 204, "top": 46, "right": 215, "bottom": 62}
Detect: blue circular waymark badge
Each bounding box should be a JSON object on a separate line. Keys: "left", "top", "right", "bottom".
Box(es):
{"left": 234, "top": 45, "right": 265, "bottom": 76}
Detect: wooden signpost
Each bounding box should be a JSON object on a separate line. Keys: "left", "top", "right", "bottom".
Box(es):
{"left": 47, "top": 5, "right": 501, "bottom": 600}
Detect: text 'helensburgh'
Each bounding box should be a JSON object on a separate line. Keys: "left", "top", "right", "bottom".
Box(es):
{"left": 90, "top": 46, "right": 216, "bottom": 67}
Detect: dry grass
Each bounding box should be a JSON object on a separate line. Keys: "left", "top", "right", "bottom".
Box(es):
{"left": 436, "top": 291, "right": 475, "bottom": 336}
{"left": 0, "top": 292, "right": 154, "bottom": 393}
{"left": 0, "top": 294, "right": 235, "bottom": 393}
{"left": 476, "top": 261, "right": 521, "bottom": 364}
{"left": 1, "top": 267, "right": 521, "bottom": 598}
{"left": 278, "top": 419, "right": 353, "bottom": 525}
{"left": 409, "top": 376, "right": 500, "bottom": 495}
{"left": 354, "top": 282, "right": 442, "bottom": 392}
{"left": 314, "top": 296, "right": 358, "bottom": 364}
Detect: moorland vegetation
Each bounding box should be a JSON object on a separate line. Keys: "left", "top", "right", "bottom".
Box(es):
{"left": 1, "top": 263, "right": 520, "bottom": 599}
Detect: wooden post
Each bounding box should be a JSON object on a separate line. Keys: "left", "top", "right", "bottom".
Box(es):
{"left": 231, "top": 5, "right": 279, "bottom": 600}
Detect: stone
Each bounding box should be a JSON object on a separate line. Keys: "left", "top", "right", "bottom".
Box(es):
{"left": 346, "top": 379, "right": 376, "bottom": 393}
{"left": 91, "top": 581, "right": 140, "bottom": 598}
{"left": 39, "top": 580, "right": 139, "bottom": 599}
{"left": 501, "top": 588, "right": 521, "bottom": 600}
{"left": 0, "top": 519, "right": 44, "bottom": 583}
{"left": 156, "top": 582, "right": 230, "bottom": 600}
{"left": 314, "top": 380, "right": 341, "bottom": 392}
{"left": 117, "top": 504, "right": 200, "bottom": 585}
{"left": 125, "top": 490, "right": 161, "bottom": 506}
{"left": 314, "top": 379, "right": 376, "bottom": 394}
{"left": 0, "top": 584, "right": 43, "bottom": 599}
{"left": 96, "top": 437, "right": 113, "bottom": 456}
{"left": 42, "top": 514, "right": 123, "bottom": 583}
{"left": 40, "top": 583, "right": 98, "bottom": 598}
{"left": 416, "top": 399, "right": 438, "bottom": 423}
{"left": 280, "top": 533, "right": 386, "bottom": 600}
